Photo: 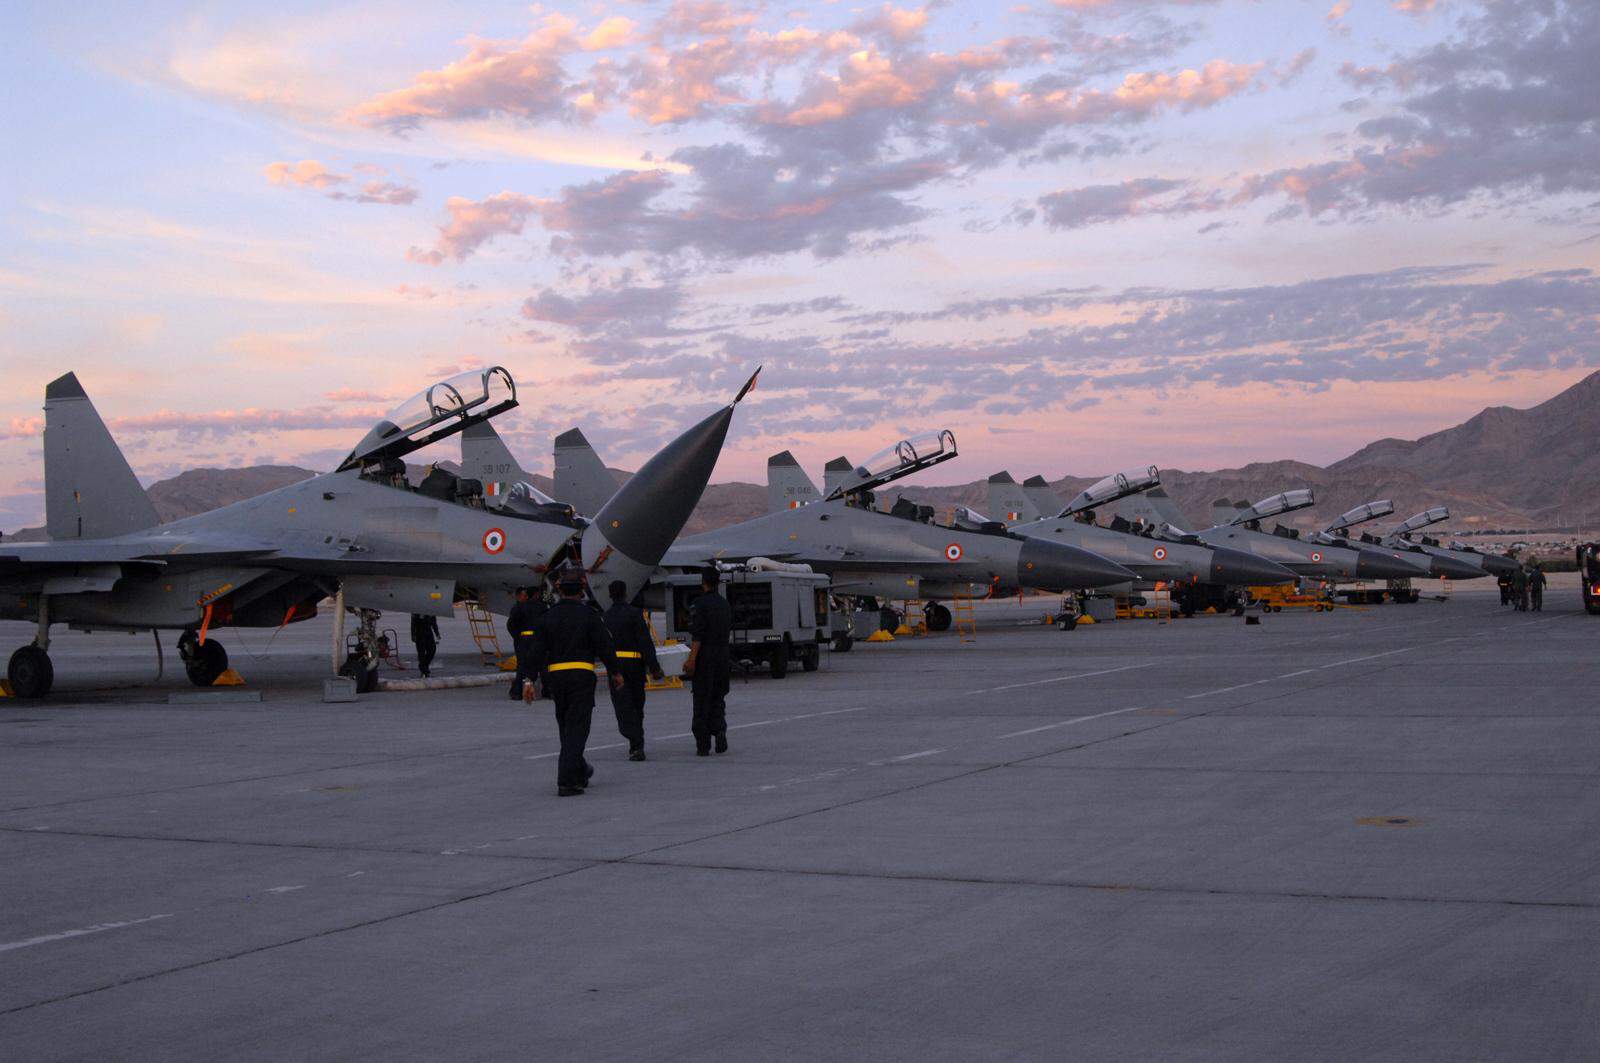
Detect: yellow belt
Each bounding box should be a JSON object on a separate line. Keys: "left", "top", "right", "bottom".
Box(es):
{"left": 547, "top": 662, "right": 596, "bottom": 673}
{"left": 518, "top": 630, "right": 534, "bottom": 636}
{"left": 615, "top": 651, "right": 643, "bottom": 659}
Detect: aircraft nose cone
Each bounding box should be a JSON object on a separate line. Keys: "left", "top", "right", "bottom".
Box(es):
{"left": 1355, "top": 548, "right": 1430, "bottom": 580}
{"left": 1018, "top": 537, "right": 1136, "bottom": 591}
{"left": 1210, "top": 545, "right": 1295, "bottom": 586}
{"left": 1429, "top": 553, "right": 1488, "bottom": 580}
{"left": 1479, "top": 554, "right": 1518, "bottom": 577}
{"left": 588, "top": 403, "right": 735, "bottom": 571}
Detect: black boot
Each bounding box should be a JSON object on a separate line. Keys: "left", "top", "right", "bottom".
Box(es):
{"left": 714, "top": 733, "right": 728, "bottom": 754}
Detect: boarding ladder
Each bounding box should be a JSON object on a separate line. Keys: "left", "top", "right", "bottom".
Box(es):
{"left": 463, "top": 600, "right": 503, "bottom": 666}
{"left": 953, "top": 590, "right": 978, "bottom": 644}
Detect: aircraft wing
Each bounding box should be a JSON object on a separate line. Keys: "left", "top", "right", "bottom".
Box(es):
{"left": 0, "top": 536, "right": 279, "bottom": 573}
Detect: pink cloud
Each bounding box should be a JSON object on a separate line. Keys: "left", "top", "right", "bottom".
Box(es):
{"left": 3, "top": 416, "right": 44, "bottom": 441}
{"left": 264, "top": 159, "right": 417, "bottom": 205}
{"left": 264, "top": 159, "right": 345, "bottom": 190}
{"left": 406, "top": 191, "right": 539, "bottom": 264}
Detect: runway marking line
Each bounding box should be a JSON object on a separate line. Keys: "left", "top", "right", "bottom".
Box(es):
{"left": 888, "top": 749, "right": 944, "bottom": 762}
{"left": 0, "top": 913, "right": 172, "bottom": 954}
{"left": 998, "top": 705, "right": 1148, "bottom": 739}
{"left": 965, "top": 663, "right": 1152, "bottom": 696}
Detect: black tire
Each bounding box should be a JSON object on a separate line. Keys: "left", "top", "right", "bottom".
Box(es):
{"left": 7, "top": 645, "right": 53, "bottom": 698}
{"left": 184, "top": 640, "right": 228, "bottom": 687}
{"left": 831, "top": 633, "right": 853, "bottom": 653}
{"left": 800, "top": 642, "right": 820, "bottom": 672}
{"left": 925, "top": 603, "right": 953, "bottom": 632}
{"left": 1055, "top": 614, "right": 1077, "bottom": 631}
{"left": 878, "top": 608, "right": 898, "bottom": 632}
{"left": 338, "top": 653, "right": 377, "bottom": 694}
{"left": 769, "top": 645, "right": 789, "bottom": 679}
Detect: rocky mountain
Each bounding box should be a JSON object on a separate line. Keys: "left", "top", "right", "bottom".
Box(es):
{"left": 5, "top": 371, "right": 1596, "bottom": 540}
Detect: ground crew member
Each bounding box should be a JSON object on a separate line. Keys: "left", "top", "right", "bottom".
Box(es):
{"left": 601, "top": 580, "right": 663, "bottom": 761}
{"left": 1498, "top": 574, "right": 1512, "bottom": 606}
{"left": 1511, "top": 565, "right": 1528, "bottom": 611}
{"left": 683, "top": 565, "right": 732, "bottom": 757}
{"left": 1529, "top": 563, "right": 1547, "bottom": 612}
{"left": 507, "top": 585, "right": 547, "bottom": 700}
{"left": 523, "top": 568, "right": 621, "bottom": 796}
{"left": 409, "top": 613, "right": 440, "bottom": 678}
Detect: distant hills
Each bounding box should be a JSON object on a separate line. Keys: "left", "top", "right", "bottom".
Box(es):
{"left": 5, "top": 371, "right": 1597, "bottom": 540}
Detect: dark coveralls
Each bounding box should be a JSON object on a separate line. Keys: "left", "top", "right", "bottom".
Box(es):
{"left": 409, "top": 614, "right": 440, "bottom": 677}
{"left": 602, "top": 601, "right": 660, "bottom": 753}
{"left": 524, "top": 600, "right": 620, "bottom": 791}
{"left": 1512, "top": 567, "right": 1528, "bottom": 612}
{"left": 507, "top": 595, "right": 548, "bottom": 699}
{"left": 689, "top": 589, "right": 733, "bottom": 753}
{"left": 1529, "top": 568, "right": 1546, "bottom": 612}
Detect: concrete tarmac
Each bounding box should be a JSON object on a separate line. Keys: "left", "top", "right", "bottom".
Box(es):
{"left": 1, "top": 580, "right": 1595, "bottom": 1060}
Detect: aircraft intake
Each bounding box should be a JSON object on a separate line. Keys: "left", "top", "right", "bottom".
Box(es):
{"left": 1016, "top": 537, "right": 1137, "bottom": 591}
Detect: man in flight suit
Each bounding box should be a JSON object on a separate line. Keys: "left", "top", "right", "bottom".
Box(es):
{"left": 523, "top": 568, "right": 622, "bottom": 796}
{"left": 507, "top": 585, "right": 547, "bottom": 700}
{"left": 601, "top": 580, "right": 664, "bottom": 761}
{"left": 1529, "top": 563, "right": 1547, "bottom": 612}
{"left": 683, "top": 566, "right": 733, "bottom": 757}
{"left": 409, "top": 613, "right": 440, "bottom": 678}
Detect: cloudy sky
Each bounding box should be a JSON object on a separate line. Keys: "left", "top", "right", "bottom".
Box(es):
{"left": 3, "top": 0, "right": 1597, "bottom": 530}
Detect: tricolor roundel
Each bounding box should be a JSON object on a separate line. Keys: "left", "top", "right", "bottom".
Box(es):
{"left": 483, "top": 528, "right": 507, "bottom": 554}
{"left": 945, "top": 543, "right": 963, "bottom": 562}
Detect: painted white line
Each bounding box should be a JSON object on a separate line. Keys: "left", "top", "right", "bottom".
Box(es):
{"left": 888, "top": 748, "right": 944, "bottom": 762}
{"left": 1277, "top": 669, "right": 1316, "bottom": 678}
{"left": 966, "top": 663, "right": 1152, "bottom": 696}
{"left": 997, "top": 704, "right": 1149, "bottom": 740}
{"left": 0, "top": 913, "right": 172, "bottom": 954}
{"left": 523, "top": 706, "right": 870, "bottom": 760}
{"left": 1185, "top": 678, "right": 1274, "bottom": 700}
{"left": 1316, "top": 646, "right": 1417, "bottom": 669}
{"left": 265, "top": 885, "right": 305, "bottom": 894}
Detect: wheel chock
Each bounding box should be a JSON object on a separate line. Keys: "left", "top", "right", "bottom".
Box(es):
{"left": 1077, "top": 615, "right": 1096, "bottom": 625}
{"left": 865, "top": 630, "right": 895, "bottom": 642}
{"left": 211, "top": 668, "right": 247, "bottom": 686}
{"left": 0, "top": 679, "right": 13, "bottom": 698}
{"left": 645, "top": 675, "right": 684, "bottom": 691}
{"left": 497, "top": 655, "right": 518, "bottom": 671}
{"left": 893, "top": 623, "right": 912, "bottom": 636}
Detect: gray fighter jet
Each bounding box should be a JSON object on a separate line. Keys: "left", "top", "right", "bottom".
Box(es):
{"left": 0, "top": 367, "right": 751, "bottom": 698}
{"left": 1312, "top": 501, "right": 1463, "bottom": 580}
{"left": 986, "top": 471, "right": 1296, "bottom": 589}
{"left": 549, "top": 429, "right": 1136, "bottom": 631}
{"left": 1373, "top": 507, "right": 1493, "bottom": 580}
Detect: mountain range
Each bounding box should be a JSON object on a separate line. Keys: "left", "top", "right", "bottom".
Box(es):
{"left": 5, "top": 371, "right": 1597, "bottom": 541}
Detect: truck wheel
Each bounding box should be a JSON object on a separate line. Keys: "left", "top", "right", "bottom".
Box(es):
{"left": 185, "top": 641, "right": 228, "bottom": 687}
{"left": 801, "top": 643, "right": 820, "bottom": 672}
{"left": 7, "top": 645, "right": 53, "bottom": 698}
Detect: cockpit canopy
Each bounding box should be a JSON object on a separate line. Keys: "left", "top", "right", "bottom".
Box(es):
{"left": 1393, "top": 506, "right": 1449, "bottom": 536}
{"left": 1228, "top": 488, "right": 1315, "bottom": 526}
{"left": 1323, "top": 499, "right": 1394, "bottom": 535}
{"left": 825, "top": 430, "right": 957, "bottom": 500}
{"left": 338, "top": 367, "right": 516, "bottom": 472}
{"left": 1060, "top": 465, "right": 1160, "bottom": 517}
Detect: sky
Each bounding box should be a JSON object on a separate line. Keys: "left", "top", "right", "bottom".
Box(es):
{"left": 2, "top": 0, "right": 1598, "bottom": 531}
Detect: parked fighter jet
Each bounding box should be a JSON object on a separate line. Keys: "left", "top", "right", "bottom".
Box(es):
{"left": 552, "top": 429, "right": 1136, "bottom": 631}
{"left": 1375, "top": 508, "right": 1492, "bottom": 580}
{"left": 1313, "top": 500, "right": 1456, "bottom": 580}
{"left": 0, "top": 367, "right": 752, "bottom": 698}
{"left": 986, "top": 471, "right": 1296, "bottom": 589}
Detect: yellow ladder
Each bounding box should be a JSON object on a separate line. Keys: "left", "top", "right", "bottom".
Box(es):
{"left": 464, "top": 601, "right": 504, "bottom": 666}
{"left": 642, "top": 609, "right": 684, "bottom": 689}
{"left": 954, "top": 590, "right": 977, "bottom": 643}
{"left": 898, "top": 600, "right": 926, "bottom": 636}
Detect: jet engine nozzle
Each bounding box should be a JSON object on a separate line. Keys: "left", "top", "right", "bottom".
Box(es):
{"left": 1208, "top": 545, "right": 1296, "bottom": 586}
{"left": 1017, "top": 537, "right": 1136, "bottom": 591}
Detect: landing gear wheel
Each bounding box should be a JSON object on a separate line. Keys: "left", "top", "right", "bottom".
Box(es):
{"left": 1055, "top": 613, "right": 1078, "bottom": 631}
{"left": 7, "top": 645, "right": 53, "bottom": 698}
{"left": 184, "top": 640, "right": 228, "bottom": 687}
{"left": 339, "top": 653, "right": 379, "bottom": 694}
{"left": 800, "top": 642, "right": 820, "bottom": 672}
{"left": 769, "top": 635, "right": 790, "bottom": 679}
{"left": 878, "top": 607, "right": 899, "bottom": 633}
{"left": 831, "top": 633, "right": 854, "bottom": 653}
{"left": 924, "top": 603, "right": 953, "bottom": 632}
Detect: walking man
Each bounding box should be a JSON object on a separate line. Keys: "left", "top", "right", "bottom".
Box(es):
{"left": 507, "top": 585, "right": 547, "bottom": 700}
{"left": 1529, "top": 563, "right": 1547, "bottom": 612}
{"left": 1511, "top": 564, "right": 1528, "bottom": 612}
{"left": 601, "top": 580, "right": 664, "bottom": 761}
{"left": 522, "top": 568, "right": 621, "bottom": 797}
{"left": 409, "top": 613, "right": 440, "bottom": 678}
{"left": 683, "top": 566, "right": 732, "bottom": 757}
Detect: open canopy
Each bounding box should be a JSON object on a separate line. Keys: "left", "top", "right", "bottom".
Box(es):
{"left": 1229, "top": 488, "right": 1315, "bottom": 526}
{"left": 1060, "top": 465, "right": 1161, "bottom": 517}
{"left": 338, "top": 367, "right": 517, "bottom": 472}
{"left": 825, "top": 430, "right": 957, "bottom": 500}
{"left": 1323, "top": 499, "right": 1394, "bottom": 534}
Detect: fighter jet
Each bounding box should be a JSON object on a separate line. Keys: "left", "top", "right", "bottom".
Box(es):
{"left": 1374, "top": 507, "right": 1493, "bottom": 580}
{"left": 1313, "top": 501, "right": 1450, "bottom": 580}
{"left": 0, "top": 367, "right": 752, "bottom": 698}
{"left": 986, "top": 471, "right": 1296, "bottom": 590}
{"left": 548, "top": 429, "right": 1137, "bottom": 632}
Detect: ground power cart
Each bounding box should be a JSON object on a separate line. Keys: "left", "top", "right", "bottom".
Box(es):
{"left": 662, "top": 564, "right": 831, "bottom": 678}
{"left": 1579, "top": 543, "right": 1600, "bottom": 615}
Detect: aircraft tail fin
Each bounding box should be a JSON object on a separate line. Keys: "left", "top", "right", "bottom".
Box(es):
{"left": 461, "top": 420, "right": 528, "bottom": 492}
{"left": 553, "top": 428, "right": 620, "bottom": 517}
{"left": 767, "top": 450, "right": 820, "bottom": 512}
{"left": 1021, "top": 475, "right": 1065, "bottom": 518}
{"left": 43, "top": 372, "right": 160, "bottom": 541}
{"left": 1112, "top": 486, "right": 1190, "bottom": 531}
{"left": 986, "top": 472, "right": 1039, "bottom": 525}
{"left": 822, "top": 457, "right": 854, "bottom": 497}
{"left": 1210, "top": 497, "right": 1248, "bottom": 527}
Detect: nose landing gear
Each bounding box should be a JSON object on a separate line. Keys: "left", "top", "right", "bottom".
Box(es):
{"left": 6, "top": 645, "right": 53, "bottom": 698}
{"left": 177, "top": 630, "right": 230, "bottom": 687}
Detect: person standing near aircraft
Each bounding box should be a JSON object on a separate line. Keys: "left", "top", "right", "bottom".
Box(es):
{"left": 1529, "top": 563, "right": 1546, "bottom": 612}
{"left": 507, "top": 585, "right": 547, "bottom": 700}
{"left": 602, "top": 579, "right": 663, "bottom": 761}
{"left": 683, "top": 566, "right": 732, "bottom": 757}
{"left": 409, "top": 613, "right": 440, "bottom": 678}
{"left": 1512, "top": 565, "right": 1528, "bottom": 612}
{"left": 523, "top": 567, "right": 622, "bottom": 797}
